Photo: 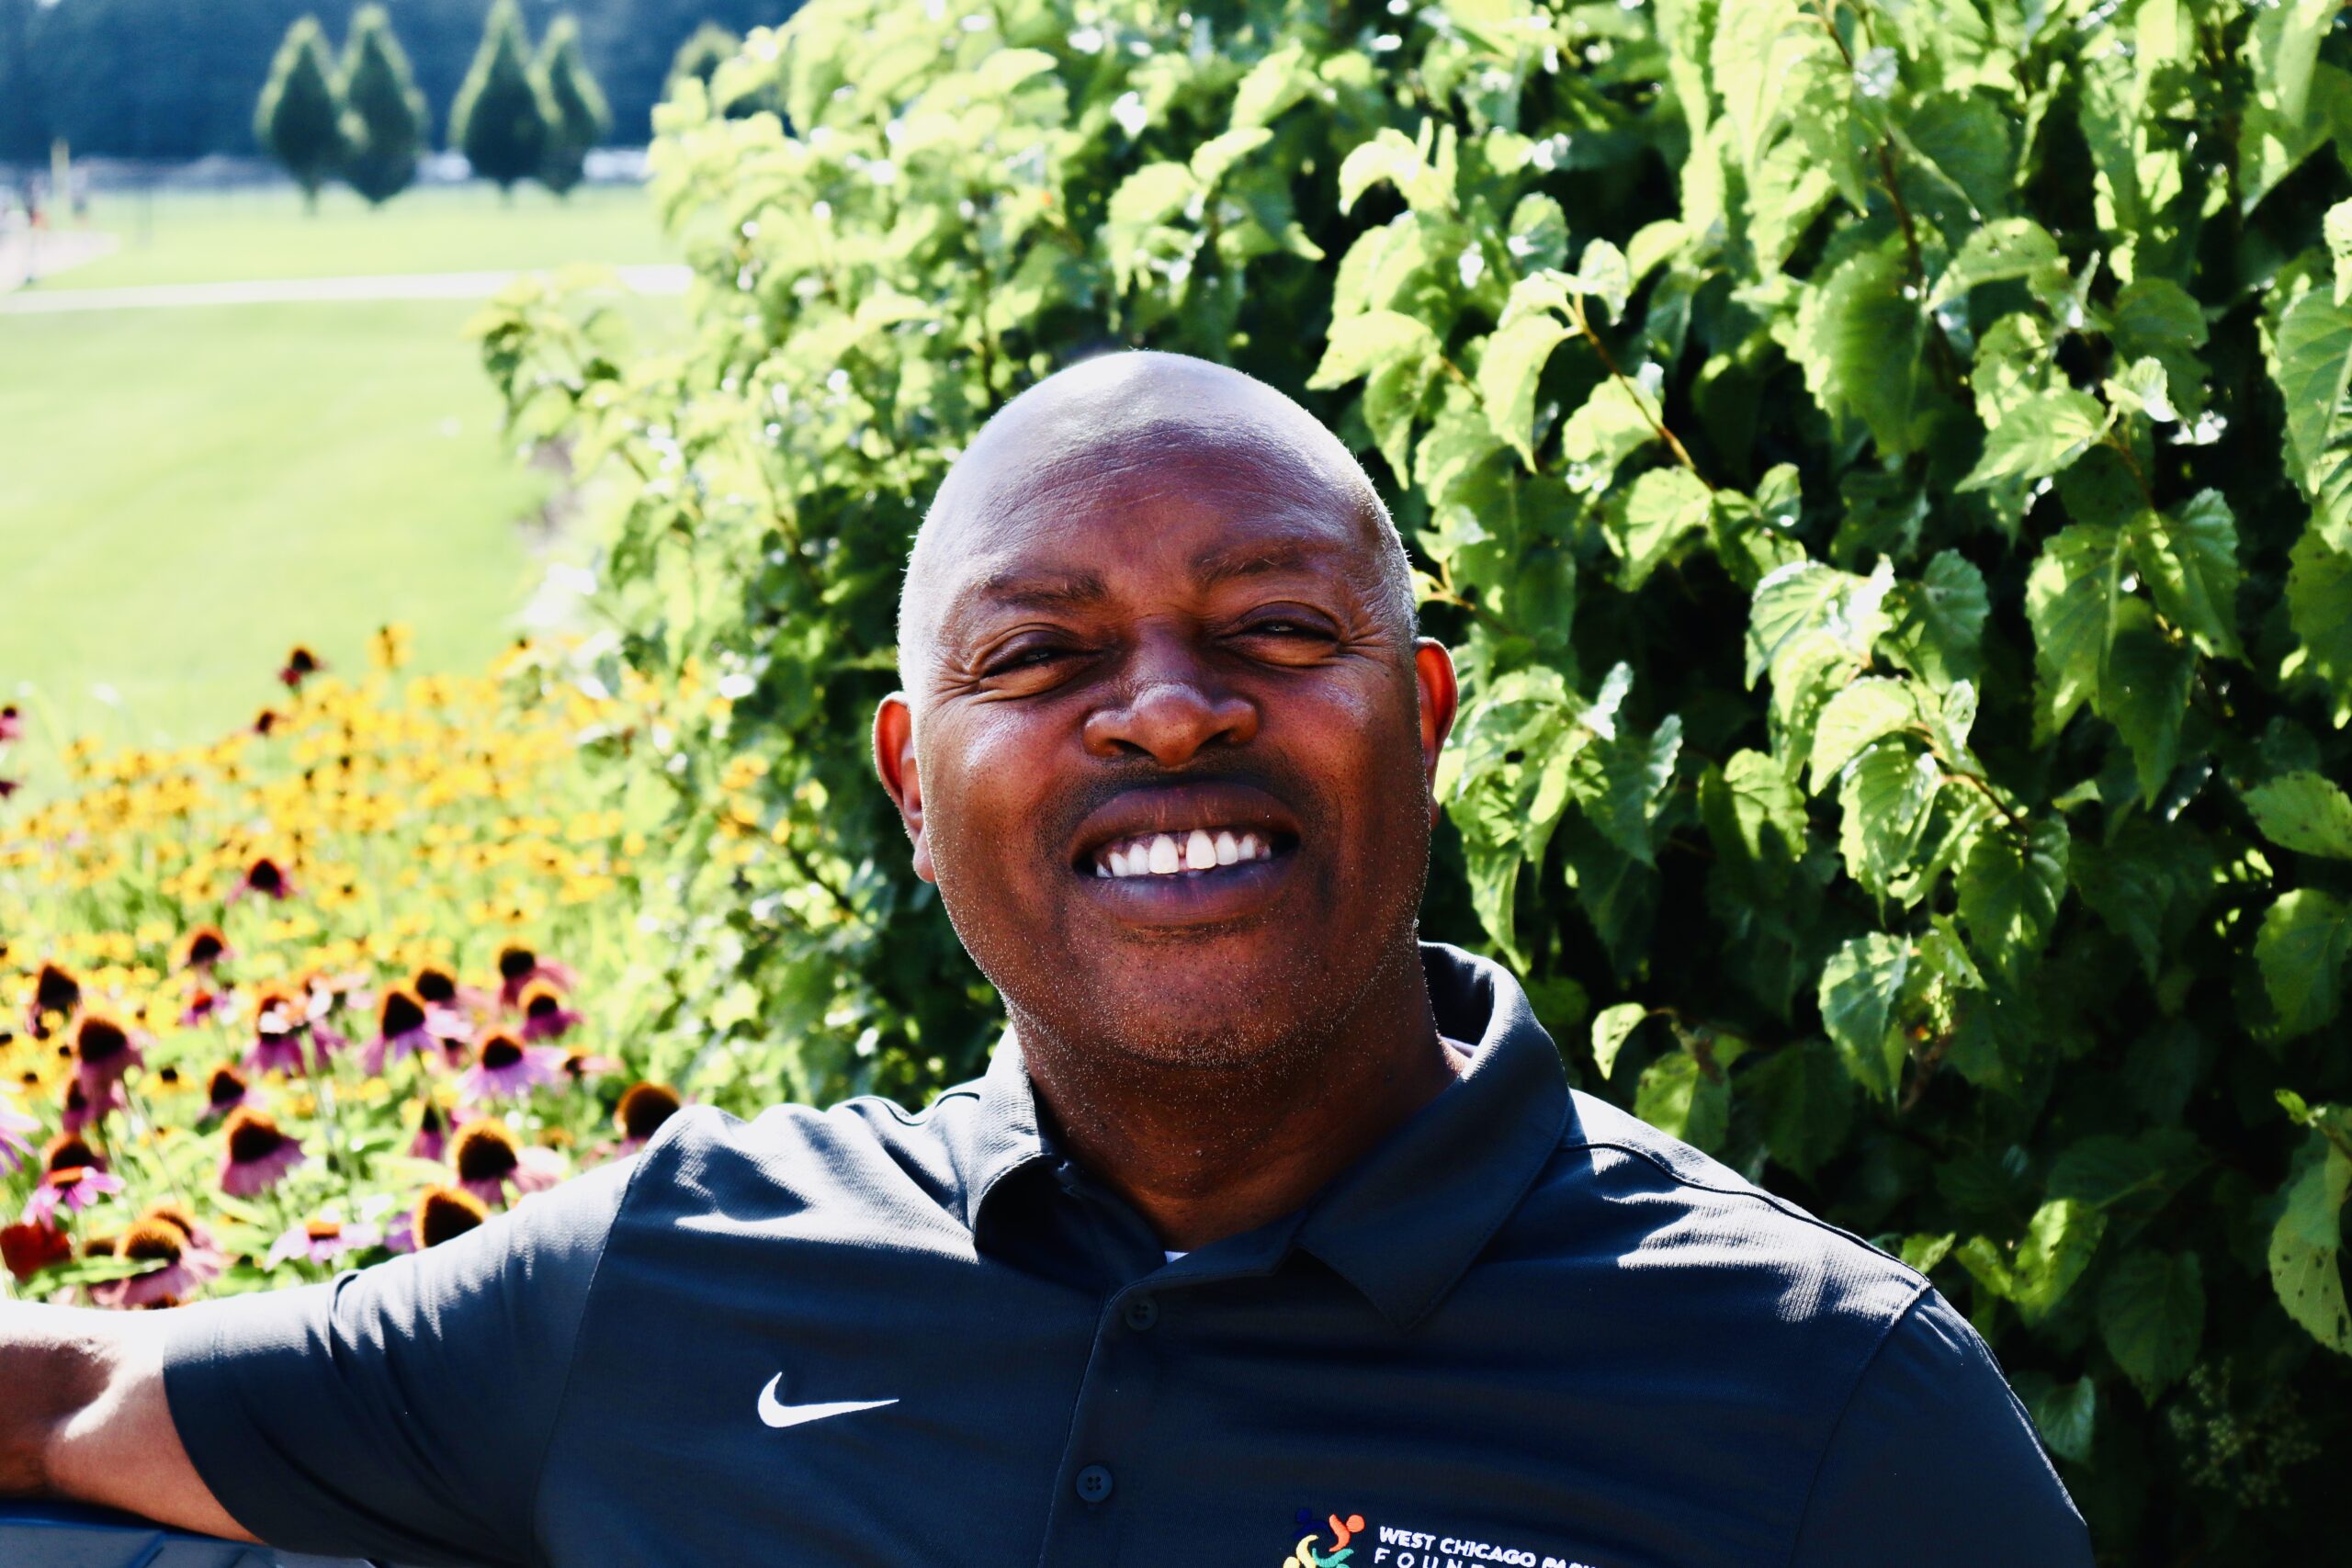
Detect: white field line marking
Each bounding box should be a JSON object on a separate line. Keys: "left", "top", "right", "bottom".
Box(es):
{"left": 0, "top": 264, "right": 690, "bottom": 314}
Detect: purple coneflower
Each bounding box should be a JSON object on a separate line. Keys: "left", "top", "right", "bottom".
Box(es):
{"left": 560, "top": 1048, "right": 621, "bottom": 1083}
{"left": 59, "top": 1076, "right": 121, "bottom": 1134}
{"left": 405, "top": 1184, "right": 490, "bottom": 1251}
{"left": 231, "top": 855, "right": 295, "bottom": 902}
{"left": 278, "top": 646, "right": 322, "bottom": 690}
{"left": 516, "top": 983, "right": 581, "bottom": 1043}
{"left": 41, "top": 1131, "right": 104, "bottom": 1176}
{"left": 198, "top": 1065, "right": 250, "bottom": 1126}
{"left": 362, "top": 987, "right": 436, "bottom": 1075}
{"left": 178, "top": 987, "right": 232, "bottom": 1027}
{"left": 24, "top": 1164, "right": 123, "bottom": 1226}
{"left": 219, "top": 1108, "right": 304, "bottom": 1196}
{"left": 0, "top": 1097, "right": 35, "bottom": 1173}
{"left": 243, "top": 988, "right": 313, "bottom": 1077}
{"left": 449, "top": 1119, "right": 563, "bottom": 1207}
{"left": 91, "top": 1214, "right": 223, "bottom": 1309}
{"left": 176, "top": 926, "right": 230, "bottom": 974}
{"left": 27, "top": 962, "right": 80, "bottom": 1038}
{"left": 413, "top": 964, "right": 491, "bottom": 1016}
{"left": 409, "top": 1100, "right": 448, "bottom": 1161}
{"left": 0, "top": 703, "right": 20, "bottom": 742}
{"left": 497, "top": 945, "right": 576, "bottom": 1010}
{"left": 72, "top": 1016, "right": 142, "bottom": 1099}
{"left": 457, "top": 1032, "right": 566, "bottom": 1105}
{"left": 266, "top": 1216, "right": 381, "bottom": 1269}
{"left": 614, "top": 1081, "right": 682, "bottom": 1155}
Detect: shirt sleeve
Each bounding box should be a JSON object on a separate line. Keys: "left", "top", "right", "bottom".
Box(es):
{"left": 1790, "top": 1286, "right": 2094, "bottom": 1567}
{"left": 159, "top": 1156, "right": 637, "bottom": 1568}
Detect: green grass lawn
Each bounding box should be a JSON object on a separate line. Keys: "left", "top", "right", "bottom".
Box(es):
{"left": 0, "top": 181, "right": 680, "bottom": 759}
{"left": 43, "top": 182, "right": 673, "bottom": 290}
{"left": 0, "top": 300, "right": 554, "bottom": 750}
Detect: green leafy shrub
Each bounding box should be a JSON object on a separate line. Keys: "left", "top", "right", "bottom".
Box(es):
{"left": 475, "top": 0, "right": 2352, "bottom": 1552}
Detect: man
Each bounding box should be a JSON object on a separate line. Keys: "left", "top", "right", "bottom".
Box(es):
{"left": 1, "top": 353, "right": 2091, "bottom": 1566}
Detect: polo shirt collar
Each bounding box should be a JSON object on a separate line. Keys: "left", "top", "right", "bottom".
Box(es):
{"left": 962, "top": 943, "right": 1569, "bottom": 1329}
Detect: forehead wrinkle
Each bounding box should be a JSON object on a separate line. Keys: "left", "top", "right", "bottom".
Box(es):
{"left": 933, "top": 568, "right": 1113, "bottom": 652}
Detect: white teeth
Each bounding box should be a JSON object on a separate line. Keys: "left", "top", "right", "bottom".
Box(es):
{"left": 1097, "top": 828, "right": 1282, "bottom": 878}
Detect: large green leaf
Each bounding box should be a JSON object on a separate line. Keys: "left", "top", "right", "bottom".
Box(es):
{"left": 2269, "top": 1134, "right": 2352, "bottom": 1356}
{"left": 1958, "top": 817, "right": 2069, "bottom": 982}
{"left": 2255, "top": 889, "right": 2352, "bottom": 1036}
{"left": 2098, "top": 1250, "right": 2204, "bottom": 1400}
{"left": 1615, "top": 466, "right": 1713, "bottom": 588}
{"left": 1838, "top": 744, "right": 1942, "bottom": 901}
{"left": 1635, "top": 1049, "right": 1727, "bottom": 1152}
{"left": 2244, "top": 772, "right": 2352, "bottom": 860}
{"left": 1959, "top": 1198, "right": 2107, "bottom": 1324}
{"left": 1477, "top": 313, "right": 1571, "bottom": 468}
{"left": 1809, "top": 676, "right": 1927, "bottom": 793}
{"left": 1957, "top": 388, "right": 2105, "bottom": 491}
{"left": 1786, "top": 247, "right": 1925, "bottom": 457}
{"left": 2287, "top": 528, "right": 2352, "bottom": 694}
{"left": 2023, "top": 522, "right": 2128, "bottom": 739}
{"left": 1818, "top": 932, "right": 1910, "bottom": 1100}
{"left": 2125, "top": 491, "right": 2241, "bottom": 660}
{"left": 2273, "top": 288, "right": 2352, "bottom": 528}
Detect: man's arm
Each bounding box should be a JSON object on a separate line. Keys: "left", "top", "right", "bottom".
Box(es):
{"left": 1791, "top": 1287, "right": 2093, "bottom": 1565}
{"left": 0, "top": 1302, "right": 255, "bottom": 1541}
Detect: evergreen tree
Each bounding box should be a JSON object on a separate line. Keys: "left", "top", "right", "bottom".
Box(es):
{"left": 253, "top": 16, "right": 345, "bottom": 210}
{"left": 665, "top": 23, "right": 738, "bottom": 100}
{"left": 536, "top": 15, "right": 610, "bottom": 198}
{"left": 448, "top": 0, "right": 549, "bottom": 197}
{"left": 338, "top": 5, "right": 428, "bottom": 206}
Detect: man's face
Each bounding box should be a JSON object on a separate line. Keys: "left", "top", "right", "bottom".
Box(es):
{"left": 876, "top": 423, "right": 1457, "bottom": 1071}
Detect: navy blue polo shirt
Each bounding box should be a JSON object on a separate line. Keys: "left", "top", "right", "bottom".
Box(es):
{"left": 161, "top": 945, "right": 2090, "bottom": 1567}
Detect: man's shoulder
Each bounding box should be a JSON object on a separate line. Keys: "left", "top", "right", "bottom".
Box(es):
{"left": 620, "top": 1084, "right": 989, "bottom": 1228}
{"left": 1492, "top": 1088, "right": 1928, "bottom": 1338}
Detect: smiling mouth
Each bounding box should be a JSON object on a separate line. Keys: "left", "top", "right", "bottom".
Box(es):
{"left": 1089, "top": 828, "right": 1286, "bottom": 879}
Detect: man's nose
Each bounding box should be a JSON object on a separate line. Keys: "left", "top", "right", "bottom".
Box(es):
{"left": 1081, "top": 634, "right": 1259, "bottom": 765}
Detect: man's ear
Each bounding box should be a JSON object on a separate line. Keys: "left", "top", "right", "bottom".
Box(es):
{"left": 1412, "top": 639, "right": 1460, "bottom": 827}
{"left": 872, "top": 694, "right": 935, "bottom": 884}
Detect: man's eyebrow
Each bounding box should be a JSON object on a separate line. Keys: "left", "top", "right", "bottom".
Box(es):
{"left": 935, "top": 570, "right": 1113, "bottom": 641}
{"left": 1189, "top": 535, "right": 1351, "bottom": 588}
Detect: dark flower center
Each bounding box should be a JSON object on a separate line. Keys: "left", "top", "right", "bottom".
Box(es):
{"left": 617, "top": 1082, "right": 683, "bottom": 1142}
{"left": 208, "top": 1067, "right": 246, "bottom": 1106}
{"left": 246, "top": 859, "right": 285, "bottom": 894}
{"left": 414, "top": 968, "right": 457, "bottom": 1005}
{"left": 141, "top": 1205, "right": 198, "bottom": 1240}
{"left": 379, "top": 990, "right": 425, "bottom": 1037}
{"left": 120, "top": 1220, "right": 187, "bottom": 1265}
{"left": 526, "top": 992, "right": 559, "bottom": 1019}
{"left": 185, "top": 931, "right": 225, "bottom": 967}
{"left": 304, "top": 1219, "right": 342, "bottom": 1242}
{"left": 34, "top": 965, "right": 80, "bottom": 1015}
{"left": 498, "top": 947, "right": 536, "bottom": 982}
{"left": 76, "top": 1020, "right": 128, "bottom": 1066}
{"left": 225, "top": 1113, "right": 288, "bottom": 1164}
{"left": 43, "top": 1134, "right": 99, "bottom": 1173}
{"left": 481, "top": 1035, "right": 524, "bottom": 1070}
{"left": 416, "top": 1187, "right": 489, "bottom": 1247}
{"left": 418, "top": 1102, "right": 445, "bottom": 1133}
{"left": 452, "top": 1124, "right": 520, "bottom": 1182}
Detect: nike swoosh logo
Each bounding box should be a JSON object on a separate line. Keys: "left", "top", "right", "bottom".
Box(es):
{"left": 756, "top": 1372, "right": 898, "bottom": 1430}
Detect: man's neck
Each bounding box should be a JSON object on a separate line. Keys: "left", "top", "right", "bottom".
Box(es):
{"left": 1012, "top": 949, "right": 1465, "bottom": 1252}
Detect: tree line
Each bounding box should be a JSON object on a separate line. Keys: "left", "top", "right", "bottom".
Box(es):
{"left": 0, "top": 0, "right": 791, "bottom": 166}
{"left": 257, "top": 1, "right": 608, "bottom": 204}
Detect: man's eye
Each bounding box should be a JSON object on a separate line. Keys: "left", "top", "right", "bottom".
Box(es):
{"left": 985, "top": 646, "right": 1073, "bottom": 676}
{"left": 1239, "top": 617, "right": 1330, "bottom": 640}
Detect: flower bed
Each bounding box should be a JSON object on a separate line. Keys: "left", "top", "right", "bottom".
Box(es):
{"left": 0, "top": 633, "right": 682, "bottom": 1305}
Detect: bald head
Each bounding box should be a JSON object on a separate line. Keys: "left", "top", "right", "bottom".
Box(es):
{"left": 897, "top": 352, "right": 1413, "bottom": 698}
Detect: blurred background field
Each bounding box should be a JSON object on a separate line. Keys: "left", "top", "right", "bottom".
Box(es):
{"left": 0, "top": 182, "right": 681, "bottom": 747}
{"left": 31, "top": 182, "right": 669, "bottom": 289}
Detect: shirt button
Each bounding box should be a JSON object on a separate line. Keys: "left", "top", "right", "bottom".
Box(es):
{"left": 1122, "top": 1294, "right": 1159, "bottom": 1331}
{"left": 1074, "top": 1464, "right": 1114, "bottom": 1504}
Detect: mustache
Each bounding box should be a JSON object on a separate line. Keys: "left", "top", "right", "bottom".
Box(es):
{"left": 1036, "top": 758, "right": 1321, "bottom": 860}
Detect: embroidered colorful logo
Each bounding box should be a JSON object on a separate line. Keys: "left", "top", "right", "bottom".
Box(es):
{"left": 1283, "top": 1509, "right": 1366, "bottom": 1567}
